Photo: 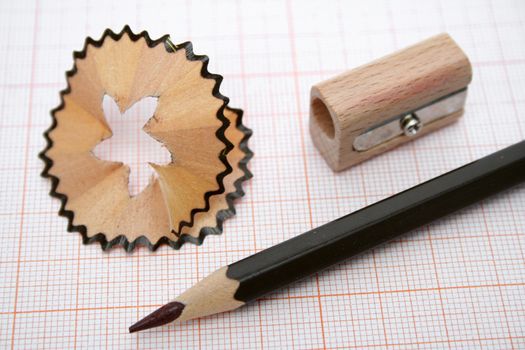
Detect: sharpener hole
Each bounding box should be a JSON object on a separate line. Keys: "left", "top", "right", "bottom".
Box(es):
{"left": 311, "top": 98, "right": 335, "bottom": 139}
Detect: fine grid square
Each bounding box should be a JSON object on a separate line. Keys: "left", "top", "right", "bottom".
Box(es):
{"left": 286, "top": 296, "right": 325, "bottom": 349}
{"left": 0, "top": 315, "right": 13, "bottom": 348}
{"left": 441, "top": 288, "right": 483, "bottom": 341}
{"left": 323, "top": 297, "right": 357, "bottom": 347}
{"left": 0, "top": 261, "right": 17, "bottom": 311}
{"left": 501, "top": 285, "right": 525, "bottom": 337}
{"left": 243, "top": 37, "right": 294, "bottom": 75}
{"left": 258, "top": 298, "right": 297, "bottom": 349}
{"left": 467, "top": 287, "right": 513, "bottom": 340}
{"left": 409, "top": 290, "right": 449, "bottom": 343}
{"left": 0, "top": 0, "right": 524, "bottom": 349}
{"left": 382, "top": 292, "right": 419, "bottom": 344}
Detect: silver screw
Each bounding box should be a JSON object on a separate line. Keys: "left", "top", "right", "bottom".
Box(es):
{"left": 400, "top": 114, "right": 422, "bottom": 136}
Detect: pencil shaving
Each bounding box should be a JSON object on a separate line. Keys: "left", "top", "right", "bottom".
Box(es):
{"left": 39, "top": 26, "right": 253, "bottom": 251}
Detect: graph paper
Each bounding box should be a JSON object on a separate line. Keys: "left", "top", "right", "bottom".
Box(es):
{"left": 1, "top": 0, "right": 524, "bottom": 348}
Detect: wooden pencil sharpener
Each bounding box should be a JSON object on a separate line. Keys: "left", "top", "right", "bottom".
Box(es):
{"left": 310, "top": 33, "right": 472, "bottom": 171}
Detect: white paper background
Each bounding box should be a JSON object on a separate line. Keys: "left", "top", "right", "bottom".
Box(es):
{"left": 0, "top": 0, "right": 524, "bottom": 348}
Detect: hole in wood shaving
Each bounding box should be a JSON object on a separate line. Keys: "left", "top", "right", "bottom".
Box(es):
{"left": 93, "top": 95, "right": 171, "bottom": 197}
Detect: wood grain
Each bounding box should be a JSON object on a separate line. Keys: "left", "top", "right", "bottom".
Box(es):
{"left": 310, "top": 33, "right": 472, "bottom": 171}
{"left": 42, "top": 28, "right": 252, "bottom": 250}
{"left": 174, "top": 266, "right": 244, "bottom": 323}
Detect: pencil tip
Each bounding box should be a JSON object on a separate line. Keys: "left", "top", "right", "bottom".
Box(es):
{"left": 129, "top": 301, "right": 185, "bottom": 333}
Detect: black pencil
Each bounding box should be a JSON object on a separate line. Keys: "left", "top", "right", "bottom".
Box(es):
{"left": 129, "top": 140, "right": 525, "bottom": 333}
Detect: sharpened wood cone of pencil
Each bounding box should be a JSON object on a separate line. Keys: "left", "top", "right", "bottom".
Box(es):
{"left": 130, "top": 140, "right": 525, "bottom": 333}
